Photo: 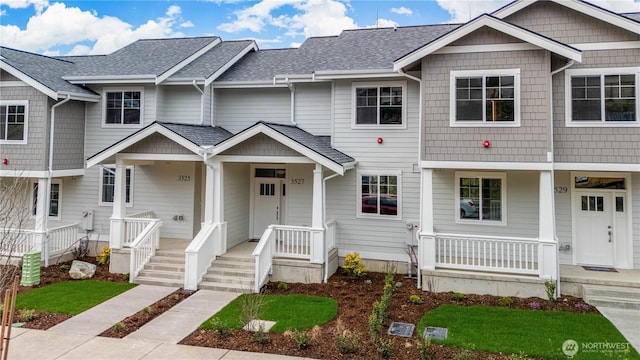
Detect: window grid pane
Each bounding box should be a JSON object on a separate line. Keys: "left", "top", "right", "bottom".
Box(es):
{"left": 106, "top": 91, "right": 141, "bottom": 125}
{"left": 1, "top": 104, "right": 26, "bottom": 141}
{"left": 356, "top": 86, "right": 403, "bottom": 125}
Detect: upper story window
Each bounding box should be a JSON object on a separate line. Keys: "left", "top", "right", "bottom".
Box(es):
{"left": 103, "top": 89, "right": 143, "bottom": 127}
{"left": 450, "top": 69, "right": 520, "bottom": 127}
{"left": 566, "top": 68, "right": 638, "bottom": 127}
{"left": 353, "top": 82, "right": 406, "bottom": 128}
{"left": 0, "top": 100, "right": 28, "bottom": 144}
{"left": 99, "top": 166, "right": 133, "bottom": 206}
{"left": 455, "top": 172, "right": 506, "bottom": 226}
{"left": 357, "top": 170, "right": 401, "bottom": 219}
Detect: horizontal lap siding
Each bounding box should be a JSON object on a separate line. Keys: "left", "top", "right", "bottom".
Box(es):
{"left": 215, "top": 88, "right": 290, "bottom": 134}
{"left": 285, "top": 164, "right": 313, "bottom": 227}
{"left": 160, "top": 85, "right": 202, "bottom": 124}
{"left": 293, "top": 83, "right": 331, "bottom": 136}
{"left": 554, "top": 171, "right": 573, "bottom": 265}
{"left": 422, "top": 50, "right": 550, "bottom": 163}
{"left": 224, "top": 162, "right": 250, "bottom": 247}
{"left": 53, "top": 100, "right": 85, "bottom": 170}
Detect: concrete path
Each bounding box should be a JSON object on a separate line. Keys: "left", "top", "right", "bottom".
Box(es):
{"left": 49, "top": 284, "right": 178, "bottom": 336}
{"left": 125, "top": 289, "right": 240, "bottom": 343}
{"left": 597, "top": 306, "right": 640, "bottom": 353}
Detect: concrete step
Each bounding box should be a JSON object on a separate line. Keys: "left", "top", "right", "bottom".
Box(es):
{"left": 211, "top": 259, "right": 254, "bottom": 270}
{"left": 149, "top": 255, "right": 185, "bottom": 265}
{"left": 583, "top": 285, "right": 640, "bottom": 310}
{"left": 137, "top": 269, "right": 184, "bottom": 280}
{"left": 202, "top": 273, "right": 253, "bottom": 285}
{"left": 204, "top": 268, "right": 254, "bottom": 278}
{"left": 135, "top": 276, "right": 184, "bottom": 288}
{"left": 199, "top": 280, "right": 254, "bottom": 293}
{"left": 155, "top": 250, "right": 184, "bottom": 258}
{"left": 217, "top": 255, "right": 254, "bottom": 263}
{"left": 144, "top": 262, "right": 185, "bottom": 272}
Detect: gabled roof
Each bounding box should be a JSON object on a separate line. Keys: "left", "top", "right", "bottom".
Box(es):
{"left": 211, "top": 121, "right": 356, "bottom": 175}
{"left": 393, "top": 14, "right": 582, "bottom": 71}
{"left": 87, "top": 122, "right": 233, "bottom": 168}
{"left": 622, "top": 12, "right": 640, "bottom": 22}
{"left": 0, "top": 46, "right": 99, "bottom": 100}
{"left": 493, "top": 0, "right": 640, "bottom": 34}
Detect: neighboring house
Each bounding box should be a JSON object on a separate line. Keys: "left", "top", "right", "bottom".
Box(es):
{"left": 1, "top": 0, "right": 638, "bottom": 297}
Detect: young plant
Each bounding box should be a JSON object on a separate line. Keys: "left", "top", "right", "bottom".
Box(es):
{"left": 252, "top": 324, "right": 269, "bottom": 344}
{"left": 143, "top": 306, "right": 151, "bottom": 314}
{"left": 529, "top": 301, "right": 541, "bottom": 310}
{"left": 58, "top": 264, "right": 70, "bottom": 272}
{"left": 342, "top": 252, "right": 366, "bottom": 277}
{"left": 277, "top": 282, "right": 288, "bottom": 290}
{"left": 170, "top": 293, "right": 180, "bottom": 301}
{"left": 336, "top": 329, "right": 360, "bottom": 354}
{"left": 96, "top": 246, "right": 111, "bottom": 265}
{"left": 208, "top": 318, "right": 230, "bottom": 339}
{"left": 288, "top": 329, "right": 311, "bottom": 349}
{"left": 239, "top": 294, "right": 267, "bottom": 327}
{"left": 499, "top": 296, "right": 513, "bottom": 307}
{"left": 451, "top": 292, "right": 465, "bottom": 301}
{"left": 17, "top": 309, "right": 37, "bottom": 322}
{"left": 417, "top": 336, "right": 434, "bottom": 360}
{"left": 544, "top": 280, "right": 557, "bottom": 302}
{"left": 409, "top": 294, "right": 423, "bottom": 304}
{"left": 377, "top": 337, "right": 394, "bottom": 359}
{"left": 113, "top": 322, "right": 125, "bottom": 331}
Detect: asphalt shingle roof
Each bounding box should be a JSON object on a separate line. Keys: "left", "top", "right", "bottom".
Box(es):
{"left": 157, "top": 122, "right": 233, "bottom": 146}
{"left": 621, "top": 12, "right": 640, "bottom": 22}
{"left": 170, "top": 40, "right": 255, "bottom": 79}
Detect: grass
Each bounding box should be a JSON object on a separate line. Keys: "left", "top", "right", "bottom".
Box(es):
{"left": 418, "top": 305, "right": 639, "bottom": 360}
{"left": 202, "top": 294, "right": 337, "bottom": 333}
{"left": 16, "top": 281, "right": 136, "bottom": 315}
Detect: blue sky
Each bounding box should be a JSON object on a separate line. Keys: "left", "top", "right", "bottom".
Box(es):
{"left": 1, "top": 0, "right": 638, "bottom": 56}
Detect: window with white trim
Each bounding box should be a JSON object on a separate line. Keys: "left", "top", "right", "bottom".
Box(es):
{"left": 99, "top": 166, "right": 133, "bottom": 206}
{"left": 357, "top": 170, "right": 401, "bottom": 218}
{"left": 455, "top": 172, "right": 506, "bottom": 225}
{"left": 31, "top": 180, "right": 62, "bottom": 219}
{"left": 566, "top": 68, "right": 638, "bottom": 126}
{"left": 0, "top": 100, "right": 28, "bottom": 143}
{"left": 103, "top": 89, "right": 143, "bottom": 126}
{"left": 450, "top": 69, "right": 520, "bottom": 126}
{"left": 353, "top": 82, "right": 406, "bottom": 128}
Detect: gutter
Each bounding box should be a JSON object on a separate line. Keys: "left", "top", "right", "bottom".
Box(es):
{"left": 44, "top": 95, "right": 72, "bottom": 267}
{"left": 192, "top": 80, "right": 205, "bottom": 125}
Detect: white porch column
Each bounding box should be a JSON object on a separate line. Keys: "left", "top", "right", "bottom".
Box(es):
{"left": 420, "top": 168, "right": 436, "bottom": 270}
{"left": 33, "top": 178, "right": 48, "bottom": 254}
{"left": 538, "top": 170, "right": 558, "bottom": 280}
{"left": 310, "top": 163, "right": 324, "bottom": 264}
{"left": 212, "top": 160, "right": 227, "bottom": 255}
{"left": 109, "top": 159, "right": 127, "bottom": 249}
{"left": 203, "top": 164, "right": 215, "bottom": 224}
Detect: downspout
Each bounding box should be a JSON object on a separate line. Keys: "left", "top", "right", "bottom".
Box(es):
{"left": 44, "top": 95, "right": 71, "bottom": 267}
{"left": 192, "top": 80, "right": 205, "bottom": 125}
{"left": 323, "top": 172, "right": 340, "bottom": 282}
{"left": 398, "top": 68, "right": 423, "bottom": 289}
{"left": 549, "top": 59, "right": 574, "bottom": 297}
{"left": 287, "top": 80, "right": 297, "bottom": 125}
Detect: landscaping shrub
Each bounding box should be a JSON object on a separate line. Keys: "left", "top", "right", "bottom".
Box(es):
{"left": 377, "top": 337, "right": 394, "bottom": 359}
{"left": 417, "top": 336, "right": 434, "bottom": 360}
{"left": 17, "top": 309, "right": 37, "bottom": 322}
{"left": 499, "top": 297, "right": 513, "bottom": 307}
{"left": 452, "top": 292, "right": 465, "bottom": 301}
{"left": 544, "top": 280, "right": 556, "bottom": 302}
{"left": 336, "top": 329, "right": 360, "bottom": 354}
{"left": 96, "top": 246, "right": 111, "bottom": 265}
{"left": 277, "top": 282, "right": 288, "bottom": 290}
{"left": 208, "top": 318, "right": 230, "bottom": 338}
{"left": 342, "top": 252, "right": 366, "bottom": 277}
{"left": 287, "top": 329, "right": 311, "bottom": 349}
{"left": 409, "top": 294, "right": 423, "bottom": 304}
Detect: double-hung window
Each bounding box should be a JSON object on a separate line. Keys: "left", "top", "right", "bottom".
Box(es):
{"left": 0, "top": 100, "right": 28, "bottom": 143}
{"left": 565, "top": 68, "right": 638, "bottom": 126}
{"left": 31, "top": 180, "right": 61, "bottom": 219}
{"left": 450, "top": 69, "right": 520, "bottom": 126}
{"left": 103, "top": 89, "right": 143, "bottom": 126}
{"left": 455, "top": 172, "right": 506, "bottom": 225}
{"left": 353, "top": 82, "right": 406, "bottom": 128}
{"left": 99, "top": 166, "right": 133, "bottom": 206}
{"left": 357, "top": 170, "right": 401, "bottom": 219}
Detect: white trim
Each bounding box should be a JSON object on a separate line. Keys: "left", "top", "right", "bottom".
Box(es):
{"left": 564, "top": 67, "right": 639, "bottom": 127}
{"left": 0, "top": 81, "right": 27, "bottom": 87}
{"left": 156, "top": 38, "right": 221, "bottom": 85}
{"left": 216, "top": 155, "right": 314, "bottom": 164}
{"left": 64, "top": 75, "right": 156, "bottom": 84}
{"left": 0, "top": 61, "right": 58, "bottom": 99}
{"left": 435, "top": 43, "right": 539, "bottom": 54}
{"left": 0, "top": 169, "right": 84, "bottom": 178}
{"left": 493, "top": 0, "right": 640, "bottom": 36}
{"left": 554, "top": 163, "right": 640, "bottom": 172}
{"left": 205, "top": 42, "right": 258, "bottom": 87}
{"left": 338, "top": 249, "right": 408, "bottom": 262}
{"left": 30, "top": 179, "right": 62, "bottom": 220}
{"left": 0, "top": 100, "right": 29, "bottom": 144}
{"left": 420, "top": 161, "right": 552, "bottom": 171}
{"left": 449, "top": 69, "right": 521, "bottom": 127}
{"left": 572, "top": 41, "right": 640, "bottom": 51}
{"left": 356, "top": 169, "right": 402, "bottom": 220}
{"left": 351, "top": 81, "right": 407, "bottom": 129}
{"left": 116, "top": 153, "right": 202, "bottom": 162}
{"left": 394, "top": 15, "right": 581, "bottom": 71}
{"left": 99, "top": 165, "right": 134, "bottom": 207}
{"left": 213, "top": 81, "right": 289, "bottom": 89}
{"left": 314, "top": 70, "right": 401, "bottom": 80}
{"left": 455, "top": 171, "right": 507, "bottom": 226}
{"left": 101, "top": 87, "right": 144, "bottom": 128}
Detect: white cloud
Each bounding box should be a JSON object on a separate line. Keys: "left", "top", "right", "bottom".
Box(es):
{"left": 180, "top": 21, "right": 195, "bottom": 28}
{"left": 436, "top": 0, "right": 510, "bottom": 22}
{"left": 0, "top": 9, "right": 6, "bottom": 16}
{"left": 0, "top": 0, "right": 49, "bottom": 13}
{"left": 218, "top": 0, "right": 358, "bottom": 38}
{"left": 0, "top": 3, "right": 187, "bottom": 54}
{"left": 367, "top": 18, "right": 398, "bottom": 28}
{"left": 391, "top": 6, "right": 413, "bottom": 16}
{"left": 590, "top": 0, "right": 640, "bottom": 13}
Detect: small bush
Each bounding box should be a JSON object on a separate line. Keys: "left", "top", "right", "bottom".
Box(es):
{"left": 58, "top": 264, "right": 70, "bottom": 272}
{"left": 96, "top": 246, "right": 111, "bottom": 265}
{"left": 417, "top": 336, "right": 433, "bottom": 360}
{"left": 336, "top": 329, "right": 360, "bottom": 354}
{"left": 143, "top": 306, "right": 151, "bottom": 314}
{"left": 170, "top": 293, "right": 180, "bottom": 301}
{"left": 455, "top": 348, "right": 475, "bottom": 360}
{"left": 575, "top": 303, "right": 590, "bottom": 312}
{"left": 17, "top": 309, "right": 37, "bottom": 322}
{"left": 544, "top": 280, "right": 556, "bottom": 302}
{"left": 71, "top": 239, "right": 89, "bottom": 259}
{"left": 252, "top": 325, "right": 269, "bottom": 344}
{"left": 377, "top": 337, "right": 394, "bottom": 359}
{"left": 499, "top": 297, "right": 513, "bottom": 307}
{"left": 123, "top": 273, "right": 130, "bottom": 281}
{"left": 209, "top": 318, "right": 230, "bottom": 338}
{"left": 409, "top": 294, "right": 423, "bottom": 304}
{"left": 529, "top": 301, "right": 541, "bottom": 310}
{"left": 113, "top": 322, "right": 125, "bottom": 331}
{"left": 277, "top": 282, "right": 288, "bottom": 290}
{"left": 451, "top": 292, "right": 465, "bottom": 301}
{"left": 288, "top": 329, "right": 311, "bottom": 349}
{"left": 342, "top": 252, "right": 366, "bottom": 277}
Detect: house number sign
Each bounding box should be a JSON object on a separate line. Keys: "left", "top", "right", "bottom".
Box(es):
{"left": 290, "top": 178, "right": 304, "bottom": 184}
{"left": 554, "top": 187, "right": 568, "bottom": 193}
{"left": 177, "top": 175, "right": 191, "bottom": 182}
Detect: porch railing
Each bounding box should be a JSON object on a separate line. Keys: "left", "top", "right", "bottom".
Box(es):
{"left": 126, "top": 210, "right": 154, "bottom": 219}
{"left": 253, "top": 227, "right": 275, "bottom": 293}
{"left": 325, "top": 219, "right": 336, "bottom": 251}
{"left": 184, "top": 223, "right": 219, "bottom": 291}
{"left": 129, "top": 219, "right": 162, "bottom": 283}
{"left": 435, "top": 233, "right": 539, "bottom": 275}
{"left": 272, "top": 225, "right": 312, "bottom": 259}
{"left": 1, "top": 224, "right": 79, "bottom": 257}
{"left": 1, "top": 229, "right": 37, "bottom": 256}
{"left": 47, "top": 223, "right": 79, "bottom": 255}
{"left": 123, "top": 212, "right": 155, "bottom": 247}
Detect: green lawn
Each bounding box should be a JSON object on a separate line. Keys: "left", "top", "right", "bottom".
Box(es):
{"left": 418, "top": 305, "right": 639, "bottom": 360}
{"left": 202, "top": 294, "right": 337, "bottom": 333}
{"left": 16, "top": 281, "right": 136, "bottom": 315}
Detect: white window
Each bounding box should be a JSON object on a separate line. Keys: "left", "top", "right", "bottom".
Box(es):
{"left": 450, "top": 69, "right": 520, "bottom": 127}
{"left": 353, "top": 82, "right": 406, "bottom": 128}
{"left": 103, "top": 89, "right": 143, "bottom": 127}
{"left": 565, "top": 68, "right": 639, "bottom": 127}
{"left": 0, "top": 100, "right": 28, "bottom": 144}
{"left": 357, "top": 170, "right": 401, "bottom": 219}
{"left": 99, "top": 166, "right": 133, "bottom": 206}
{"left": 31, "top": 180, "right": 62, "bottom": 219}
{"left": 455, "top": 172, "right": 506, "bottom": 225}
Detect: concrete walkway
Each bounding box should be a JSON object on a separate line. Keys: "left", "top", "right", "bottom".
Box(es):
{"left": 597, "top": 306, "right": 640, "bottom": 353}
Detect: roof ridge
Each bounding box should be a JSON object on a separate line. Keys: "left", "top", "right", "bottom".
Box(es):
{"left": 0, "top": 46, "right": 76, "bottom": 64}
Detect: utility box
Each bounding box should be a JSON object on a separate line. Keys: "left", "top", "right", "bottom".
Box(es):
{"left": 20, "top": 250, "right": 41, "bottom": 286}
{"left": 82, "top": 209, "right": 94, "bottom": 231}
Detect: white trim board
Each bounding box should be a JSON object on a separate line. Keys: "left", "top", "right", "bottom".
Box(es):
{"left": 554, "top": 163, "right": 640, "bottom": 172}
{"left": 0, "top": 169, "right": 85, "bottom": 178}
{"left": 420, "top": 161, "right": 553, "bottom": 171}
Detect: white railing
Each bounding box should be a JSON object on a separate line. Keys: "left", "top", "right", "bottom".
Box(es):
{"left": 0, "top": 229, "right": 37, "bottom": 256}
{"left": 129, "top": 219, "right": 162, "bottom": 283}
{"left": 435, "top": 233, "right": 539, "bottom": 275}
{"left": 325, "top": 219, "right": 336, "bottom": 251}
{"left": 253, "top": 227, "right": 275, "bottom": 293}
{"left": 272, "top": 225, "right": 312, "bottom": 259}
{"left": 126, "top": 210, "right": 154, "bottom": 219}
{"left": 123, "top": 217, "right": 155, "bottom": 247}
{"left": 184, "top": 223, "right": 219, "bottom": 291}
{"left": 47, "top": 223, "right": 79, "bottom": 255}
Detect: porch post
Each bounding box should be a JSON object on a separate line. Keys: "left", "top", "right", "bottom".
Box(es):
{"left": 212, "top": 160, "right": 227, "bottom": 256}
{"left": 33, "top": 178, "right": 48, "bottom": 255}
{"left": 310, "top": 163, "right": 324, "bottom": 264}
{"left": 109, "top": 159, "right": 127, "bottom": 249}
{"left": 420, "top": 168, "right": 436, "bottom": 270}
{"left": 538, "top": 170, "right": 558, "bottom": 280}
{"left": 203, "top": 164, "right": 215, "bottom": 224}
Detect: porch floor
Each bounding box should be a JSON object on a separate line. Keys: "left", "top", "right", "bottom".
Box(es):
{"left": 158, "top": 238, "right": 190, "bottom": 252}
{"left": 560, "top": 265, "right": 640, "bottom": 288}
{"left": 222, "top": 241, "right": 257, "bottom": 259}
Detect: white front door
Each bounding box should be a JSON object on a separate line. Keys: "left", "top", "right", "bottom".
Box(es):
{"left": 574, "top": 192, "right": 615, "bottom": 266}
{"left": 252, "top": 180, "right": 281, "bottom": 239}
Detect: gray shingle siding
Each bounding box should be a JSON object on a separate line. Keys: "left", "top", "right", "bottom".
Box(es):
{"left": 52, "top": 100, "right": 85, "bottom": 170}
{"left": 450, "top": 27, "right": 523, "bottom": 46}
{"left": 121, "top": 133, "right": 194, "bottom": 155}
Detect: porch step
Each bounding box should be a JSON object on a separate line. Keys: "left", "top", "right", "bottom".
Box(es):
{"left": 582, "top": 285, "right": 640, "bottom": 310}
{"left": 134, "top": 251, "right": 185, "bottom": 288}
{"left": 198, "top": 256, "right": 255, "bottom": 293}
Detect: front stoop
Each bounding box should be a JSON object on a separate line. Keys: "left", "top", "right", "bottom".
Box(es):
{"left": 582, "top": 285, "right": 640, "bottom": 310}
{"left": 134, "top": 250, "right": 185, "bottom": 288}
{"left": 199, "top": 255, "right": 255, "bottom": 293}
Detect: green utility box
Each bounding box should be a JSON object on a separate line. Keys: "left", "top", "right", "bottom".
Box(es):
{"left": 20, "top": 250, "right": 41, "bottom": 286}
